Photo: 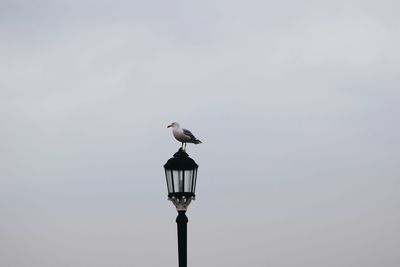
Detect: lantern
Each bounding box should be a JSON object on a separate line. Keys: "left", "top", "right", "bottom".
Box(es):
{"left": 164, "top": 148, "right": 198, "bottom": 210}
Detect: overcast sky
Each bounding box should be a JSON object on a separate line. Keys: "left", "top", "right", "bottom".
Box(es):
{"left": 1, "top": 0, "right": 400, "bottom": 266}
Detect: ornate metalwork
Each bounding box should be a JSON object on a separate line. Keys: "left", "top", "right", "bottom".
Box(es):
{"left": 169, "top": 195, "right": 195, "bottom": 211}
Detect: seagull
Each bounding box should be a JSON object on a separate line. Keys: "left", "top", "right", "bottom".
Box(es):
{"left": 167, "top": 122, "right": 202, "bottom": 151}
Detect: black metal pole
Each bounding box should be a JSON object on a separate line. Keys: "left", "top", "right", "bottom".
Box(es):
{"left": 176, "top": 210, "right": 188, "bottom": 267}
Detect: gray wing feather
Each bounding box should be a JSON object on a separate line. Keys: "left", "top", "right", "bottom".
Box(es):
{"left": 182, "top": 128, "right": 197, "bottom": 140}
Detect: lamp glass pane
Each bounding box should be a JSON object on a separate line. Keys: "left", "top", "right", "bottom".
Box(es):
{"left": 184, "top": 170, "right": 193, "bottom": 192}
{"left": 165, "top": 170, "right": 173, "bottom": 193}
{"left": 192, "top": 168, "right": 197, "bottom": 193}
{"left": 173, "top": 170, "right": 183, "bottom": 192}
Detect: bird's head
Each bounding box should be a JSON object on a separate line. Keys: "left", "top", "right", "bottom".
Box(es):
{"left": 167, "top": 122, "right": 180, "bottom": 128}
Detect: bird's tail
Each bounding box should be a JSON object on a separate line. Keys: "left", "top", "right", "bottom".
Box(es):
{"left": 193, "top": 139, "right": 202, "bottom": 144}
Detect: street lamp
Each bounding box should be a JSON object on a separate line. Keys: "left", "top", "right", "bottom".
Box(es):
{"left": 164, "top": 148, "right": 199, "bottom": 267}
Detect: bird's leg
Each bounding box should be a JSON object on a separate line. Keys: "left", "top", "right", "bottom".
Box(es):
{"left": 181, "top": 142, "right": 184, "bottom": 150}
{"left": 184, "top": 143, "right": 187, "bottom": 151}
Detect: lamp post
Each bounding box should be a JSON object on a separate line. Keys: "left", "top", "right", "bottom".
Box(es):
{"left": 164, "top": 148, "right": 199, "bottom": 267}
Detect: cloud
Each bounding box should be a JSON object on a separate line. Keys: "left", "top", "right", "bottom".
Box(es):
{"left": 1, "top": 1, "right": 400, "bottom": 266}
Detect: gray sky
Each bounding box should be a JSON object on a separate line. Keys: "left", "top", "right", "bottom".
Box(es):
{"left": 1, "top": 0, "right": 400, "bottom": 266}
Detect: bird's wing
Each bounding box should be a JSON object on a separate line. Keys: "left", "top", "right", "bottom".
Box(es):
{"left": 182, "top": 128, "right": 197, "bottom": 140}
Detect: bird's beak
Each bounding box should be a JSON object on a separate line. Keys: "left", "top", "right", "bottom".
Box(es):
{"left": 167, "top": 124, "right": 172, "bottom": 128}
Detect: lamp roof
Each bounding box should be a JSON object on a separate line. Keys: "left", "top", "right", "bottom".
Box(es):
{"left": 164, "top": 148, "right": 199, "bottom": 170}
